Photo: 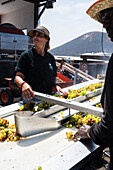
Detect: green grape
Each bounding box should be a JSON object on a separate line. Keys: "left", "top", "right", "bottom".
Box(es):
{"left": 38, "top": 166, "right": 42, "bottom": 170}
{"left": 69, "top": 124, "right": 73, "bottom": 128}
{"left": 82, "top": 91, "right": 86, "bottom": 95}
{"left": 65, "top": 124, "right": 69, "bottom": 128}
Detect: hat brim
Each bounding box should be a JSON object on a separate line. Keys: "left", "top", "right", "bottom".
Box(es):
{"left": 27, "top": 29, "right": 49, "bottom": 38}
{"left": 86, "top": 0, "right": 113, "bottom": 24}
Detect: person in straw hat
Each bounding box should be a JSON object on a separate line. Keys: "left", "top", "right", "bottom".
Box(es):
{"left": 73, "top": 1, "right": 113, "bottom": 169}
{"left": 15, "top": 25, "right": 67, "bottom": 101}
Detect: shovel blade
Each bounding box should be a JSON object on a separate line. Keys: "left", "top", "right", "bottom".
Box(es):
{"left": 14, "top": 111, "right": 61, "bottom": 137}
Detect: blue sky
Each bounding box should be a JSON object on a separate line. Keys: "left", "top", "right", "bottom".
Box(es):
{"left": 41, "top": 0, "right": 104, "bottom": 49}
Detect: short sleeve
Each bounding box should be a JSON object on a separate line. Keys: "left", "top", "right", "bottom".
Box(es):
{"left": 15, "top": 52, "right": 28, "bottom": 76}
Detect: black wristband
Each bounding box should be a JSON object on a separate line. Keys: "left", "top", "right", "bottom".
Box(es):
{"left": 20, "top": 81, "right": 27, "bottom": 88}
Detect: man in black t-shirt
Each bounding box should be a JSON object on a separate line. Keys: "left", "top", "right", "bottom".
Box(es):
{"left": 73, "top": 1, "right": 113, "bottom": 169}
{"left": 15, "top": 26, "right": 67, "bottom": 100}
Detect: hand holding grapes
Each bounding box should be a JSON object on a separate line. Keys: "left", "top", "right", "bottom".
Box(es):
{"left": 73, "top": 124, "right": 91, "bottom": 141}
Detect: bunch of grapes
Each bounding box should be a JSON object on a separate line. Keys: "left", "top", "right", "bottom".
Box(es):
{"left": 67, "top": 88, "right": 86, "bottom": 100}
{"left": 0, "top": 130, "right": 7, "bottom": 141}
{"left": 6, "top": 129, "right": 20, "bottom": 142}
{"left": 82, "top": 114, "right": 101, "bottom": 126}
{"left": 86, "top": 82, "right": 104, "bottom": 91}
{"left": 37, "top": 101, "right": 55, "bottom": 111}
{"left": 19, "top": 101, "right": 36, "bottom": 112}
{"left": 54, "top": 82, "right": 104, "bottom": 101}
{"left": 96, "top": 103, "right": 102, "bottom": 108}
{"left": 67, "top": 82, "right": 104, "bottom": 100}
{"left": 0, "top": 118, "right": 9, "bottom": 127}
{"left": 0, "top": 118, "right": 20, "bottom": 142}
{"left": 66, "top": 131, "right": 74, "bottom": 139}
{"left": 64, "top": 113, "right": 101, "bottom": 129}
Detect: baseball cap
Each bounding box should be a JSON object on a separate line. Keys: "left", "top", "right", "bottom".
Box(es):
{"left": 28, "top": 25, "right": 50, "bottom": 38}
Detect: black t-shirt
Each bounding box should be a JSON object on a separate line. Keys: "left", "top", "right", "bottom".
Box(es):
{"left": 89, "top": 54, "right": 113, "bottom": 147}
{"left": 15, "top": 47, "right": 57, "bottom": 94}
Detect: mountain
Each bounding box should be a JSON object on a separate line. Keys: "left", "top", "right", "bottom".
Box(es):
{"left": 50, "top": 31, "right": 113, "bottom": 56}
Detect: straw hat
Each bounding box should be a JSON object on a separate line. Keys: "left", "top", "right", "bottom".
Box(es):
{"left": 28, "top": 25, "right": 50, "bottom": 38}
{"left": 86, "top": 0, "right": 113, "bottom": 24}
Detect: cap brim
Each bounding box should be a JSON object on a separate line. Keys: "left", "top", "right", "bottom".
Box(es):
{"left": 86, "top": 0, "right": 113, "bottom": 24}
{"left": 27, "top": 29, "right": 48, "bottom": 38}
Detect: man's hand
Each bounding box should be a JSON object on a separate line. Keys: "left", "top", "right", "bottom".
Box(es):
{"left": 73, "top": 124, "right": 91, "bottom": 141}
{"left": 56, "top": 85, "right": 68, "bottom": 96}
{"left": 22, "top": 82, "right": 34, "bottom": 100}
{"left": 15, "top": 73, "right": 34, "bottom": 101}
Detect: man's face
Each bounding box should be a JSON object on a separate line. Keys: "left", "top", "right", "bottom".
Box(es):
{"left": 100, "top": 8, "right": 113, "bottom": 41}
{"left": 33, "top": 31, "right": 48, "bottom": 46}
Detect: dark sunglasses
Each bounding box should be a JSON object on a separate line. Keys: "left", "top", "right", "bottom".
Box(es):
{"left": 33, "top": 31, "right": 47, "bottom": 38}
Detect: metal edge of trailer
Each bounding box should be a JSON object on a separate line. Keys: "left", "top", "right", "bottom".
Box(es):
{"left": 13, "top": 89, "right": 103, "bottom": 137}
{"left": 29, "top": 87, "right": 103, "bottom": 119}
{"left": 0, "top": 80, "right": 104, "bottom": 169}
{"left": 34, "top": 91, "right": 103, "bottom": 116}
{"left": 0, "top": 79, "right": 103, "bottom": 118}
{"left": 41, "top": 139, "right": 103, "bottom": 170}
{"left": 14, "top": 93, "right": 102, "bottom": 137}
{"left": 0, "top": 87, "right": 102, "bottom": 118}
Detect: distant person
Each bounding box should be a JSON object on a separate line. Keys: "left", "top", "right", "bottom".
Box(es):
{"left": 15, "top": 25, "right": 67, "bottom": 101}
{"left": 57, "top": 58, "right": 65, "bottom": 74}
{"left": 73, "top": 1, "right": 113, "bottom": 169}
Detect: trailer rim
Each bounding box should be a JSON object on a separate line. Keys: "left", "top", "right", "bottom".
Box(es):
{"left": 0, "top": 89, "right": 14, "bottom": 106}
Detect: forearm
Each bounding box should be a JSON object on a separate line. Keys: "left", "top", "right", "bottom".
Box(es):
{"left": 53, "top": 77, "right": 68, "bottom": 96}
{"left": 15, "top": 72, "right": 34, "bottom": 100}
{"left": 53, "top": 77, "right": 61, "bottom": 88}
{"left": 89, "top": 118, "right": 113, "bottom": 146}
{"left": 15, "top": 72, "right": 24, "bottom": 88}
{"left": 15, "top": 76, "right": 24, "bottom": 88}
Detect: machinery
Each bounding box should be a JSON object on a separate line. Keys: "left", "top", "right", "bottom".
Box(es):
{"left": 0, "top": 1, "right": 109, "bottom": 169}
{"left": 0, "top": 23, "right": 28, "bottom": 55}
{"left": 0, "top": 79, "right": 105, "bottom": 169}
{"left": 0, "top": 1, "right": 56, "bottom": 106}
{"left": 0, "top": 27, "right": 96, "bottom": 106}
{"left": 0, "top": 23, "right": 28, "bottom": 106}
